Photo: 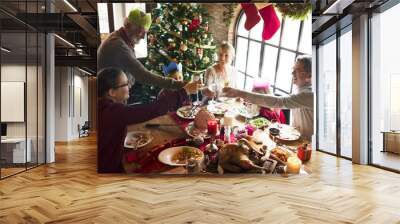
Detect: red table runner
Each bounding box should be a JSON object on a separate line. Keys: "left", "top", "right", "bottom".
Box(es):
{"left": 123, "top": 112, "right": 236, "bottom": 173}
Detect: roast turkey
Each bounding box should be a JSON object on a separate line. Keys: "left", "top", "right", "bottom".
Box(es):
{"left": 218, "top": 138, "right": 265, "bottom": 173}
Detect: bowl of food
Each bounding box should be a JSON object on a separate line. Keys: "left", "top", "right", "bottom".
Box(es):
{"left": 207, "top": 102, "right": 229, "bottom": 115}
{"left": 270, "top": 147, "right": 290, "bottom": 164}
{"left": 269, "top": 127, "right": 280, "bottom": 137}
{"left": 176, "top": 105, "right": 200, "bottom": 120}
{"left": 158, "top": 146, "right": 204, "bottom": 166}
{"left": 124, "top": 131, "right": 153, "bottom": 149}
{"left": 249, "top": 117, "right": 271, "bottom": 129}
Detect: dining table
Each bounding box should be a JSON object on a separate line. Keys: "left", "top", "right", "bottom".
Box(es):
{"left": 123, "top": 99, "right": 311, "bottom": 175}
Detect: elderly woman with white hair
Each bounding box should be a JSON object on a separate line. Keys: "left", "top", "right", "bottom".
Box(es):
{"left": 202, "top": 41, "right": 238, "bottom": 99}
{"left": 98, "top": 8, "right": 188, "bottom": 91}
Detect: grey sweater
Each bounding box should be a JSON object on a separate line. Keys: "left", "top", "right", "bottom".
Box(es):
{"left": 97, "top": 30, "right": 184, "bottom": 89}
{"left": 239, "top": 85, "right": 314, "bottom": 141}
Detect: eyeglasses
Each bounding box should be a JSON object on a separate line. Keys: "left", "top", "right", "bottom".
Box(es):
{"left": 113, "top": 82, "right": 130, "bottom": 89}
{"left": 292, "top": 70, "right": 307, "bottom": 75}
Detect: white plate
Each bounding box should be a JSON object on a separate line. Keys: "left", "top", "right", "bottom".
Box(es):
{"left": 158, "top": 146, "right": 204, "bottom": 166}
{"left": 271, "top": 124, "right": 301, "bottom": 141}
{"left": 185, "top": 122, "right": 211, "bottom": 139}
{"left": 207, "top": 102, "right": 229, "bottom": 115}
{"left": 235, "top": 106, "right": 260, "bottom": 119}
{"left": 176, "top": 105, "right": 199, "bottom": 120}
{"left": 124, "top": 131, "right": 153, "bottom": 149}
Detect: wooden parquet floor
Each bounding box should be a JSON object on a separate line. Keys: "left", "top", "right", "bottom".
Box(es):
{"left": 1, "top": 134, "right": 400, "bottom": 224}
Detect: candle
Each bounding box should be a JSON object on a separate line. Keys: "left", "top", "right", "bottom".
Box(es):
{"left": 223, "top": 113, "right": 234, "bottom": 127}
{"left": 207, "top": 120, "right": 218, "bottom": 136}
{"left": 286, "top": 156, "right": 301, "bottom": 174}
{"left": 245, "top": 124, "right": 255, "bottom": 136}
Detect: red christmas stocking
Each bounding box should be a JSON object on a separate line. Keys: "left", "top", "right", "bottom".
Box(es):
{"left": 240, "top": 3, "right": 261, "bottom": 30}
{"left": 259, "top": 5, "right": 280, "bottom": 41}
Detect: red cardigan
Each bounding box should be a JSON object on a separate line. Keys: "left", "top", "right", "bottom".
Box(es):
{"left": 97, "top": 89, "right": 188, "bottom": 173}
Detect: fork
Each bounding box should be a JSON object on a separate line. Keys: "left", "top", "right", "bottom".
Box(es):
{"left": 188, "top": 103, "right": 201, "bottom": 117}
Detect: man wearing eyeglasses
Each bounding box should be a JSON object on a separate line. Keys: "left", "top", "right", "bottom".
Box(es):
{"left": 98, "top": 8, "right": 185, "bottom": 91}
{"left": 222, "top": 56, "right": 314, "bottom": 141}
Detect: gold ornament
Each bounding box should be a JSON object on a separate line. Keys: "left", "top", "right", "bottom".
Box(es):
{"left": 181, "top": 19, "right": 188, "bottom": 25}
{"left": 180, "top": 42, "right": 188, "bottom": 52}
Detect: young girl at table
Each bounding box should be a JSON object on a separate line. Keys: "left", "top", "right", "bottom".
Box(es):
{"left": 252, "top": 81, "right": 286, "bottom": 124}
{"left": 202, "top": 41, "right": 238, "bottom": 99}
{"left": 157, "top": 62, "right": 191, "bottom": 106}
{"left": 97, "top": 67, "right": 200, "bottom": 173}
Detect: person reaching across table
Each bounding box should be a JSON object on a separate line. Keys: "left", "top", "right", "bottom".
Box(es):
{"left": 98, "top": 8, "right": 185, "bottom": 94}
{"left": 252, "top": 81, "right": 286, "bottom": 124}
{"left": 223, "top": 55, "right": 313, "bottom": 141}
{"left": 97, "top": 67, "right": 201, "bottom": 173}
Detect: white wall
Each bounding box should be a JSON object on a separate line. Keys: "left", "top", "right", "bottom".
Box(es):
{"left": 54, "top": 67, "right": 89, "bottom": 141}
{"left": 1, "top": 63, "right": 46, "bottom": 164}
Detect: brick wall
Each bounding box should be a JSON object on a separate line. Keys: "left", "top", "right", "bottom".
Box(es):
{"left": 203, "top": 3, "right": 272, "bottom": 46}
{"left": 202, "top": 3, "right": 241, "bottom": 47}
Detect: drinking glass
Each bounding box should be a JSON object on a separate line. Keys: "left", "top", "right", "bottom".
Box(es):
{"left": 192, "top": 74, "right": 201, "bottom": 106}
{"left": 208, "top": 83, "right": 218, "bottom": 104}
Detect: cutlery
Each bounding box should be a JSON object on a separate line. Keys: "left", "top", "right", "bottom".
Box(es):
{"left": 145, "top": 123, "right": 179, "bottom": 128}
{"left": 188, "top": 104, "right": 200, "bottom": 117}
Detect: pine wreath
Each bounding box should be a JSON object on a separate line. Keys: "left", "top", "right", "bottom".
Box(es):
{"left": 275, "top": 1, "right": 312, "bottom": 21}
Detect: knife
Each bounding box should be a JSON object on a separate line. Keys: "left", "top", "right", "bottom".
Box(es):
{"left": 145, "top": 123, "right": 179, "bottom": 128}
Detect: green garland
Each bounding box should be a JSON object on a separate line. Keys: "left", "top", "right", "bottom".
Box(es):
{"left": 275, "top": 1, "right": 312, "bottom": 21}
{"left": 222, "top": 4, "right": 235, "bottom": 27}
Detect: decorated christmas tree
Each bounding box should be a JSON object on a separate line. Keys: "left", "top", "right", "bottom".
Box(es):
{"left": 135, "top": 3, "right": 216, "bottom": 104}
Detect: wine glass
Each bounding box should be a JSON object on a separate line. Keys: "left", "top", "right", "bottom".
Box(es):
{"left": 192, "top": 74, "right": 201, "bottom": 106}
{"left": 208, "top": 83, "right": 218, "bottom": 105}
{"left": 243, "top": 102, "right": 254, "bottom": 124}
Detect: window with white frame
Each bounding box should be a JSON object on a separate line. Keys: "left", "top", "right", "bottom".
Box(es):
{"left": 234, "top": 10, "right": 312, "bottom": 94}
{"left": 97, "top": 3, "right": 148, "bottom": 58}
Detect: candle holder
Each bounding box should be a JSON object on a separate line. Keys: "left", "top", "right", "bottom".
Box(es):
{"left": 286, "top": 156, "right": 301, "bottom": 174}
{"left": 207, "top": 120, "right": 219, "bottom": 137}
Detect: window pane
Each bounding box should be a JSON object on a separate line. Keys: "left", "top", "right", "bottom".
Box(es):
{"left": 274, "top": 89, "right": 289, "bottom": 97}
{"left": 113, "top": 3, "right": 124, "bottom": 30}
{"left": 237, "top": 12, "right": 249, "bottom": 37}
{"left": 98, "top": 3, "right": 109, "bottom": 34}
{"left": 371, "top": 3, "right": 400, "bottom": 171}
{"left": 340, "top": 29, "right": 352, "bottom": 158}
{"left": 244, "top": 75, "right": 254, "bottom": 91}
{"left": 281, "top": 18, "right": 300, "bottom": 50}
{"left": 125, "top": 3, "right": 146, "bottom": 16}
{"left": 318, "top": 37, "right": 337, "bottom": 155}
{"left": 261, "top": 45, "right": 278, "bottom": 84}
{"left": 246, "top": 41, "right": 261, "bottom": 77}
{"left": 299, "top": 17, "right": 312, "bottom": 55}
{"left": 265, "top": 11, "right": 282, "bottom": 46}
{"left": 275, "top": 50, "right": 296, "bottom": 93}
{"left": 235, "top": 37, "right": 248, "bottom": 73}
{"left": 236, "top": 72, "right": 246, "bottom": 90}
{"left": 249, "top": 19, "right": 263, "bottom": 41}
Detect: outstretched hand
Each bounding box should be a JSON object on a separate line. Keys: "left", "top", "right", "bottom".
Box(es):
{"left": 183, "top": 80, "right": 203, "bottom": 95}
{"left": 202, "top": 87, "right": 216, "bottom": 98}
{"left": 222, "top": 87, "right": 241, "bottom": 98}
